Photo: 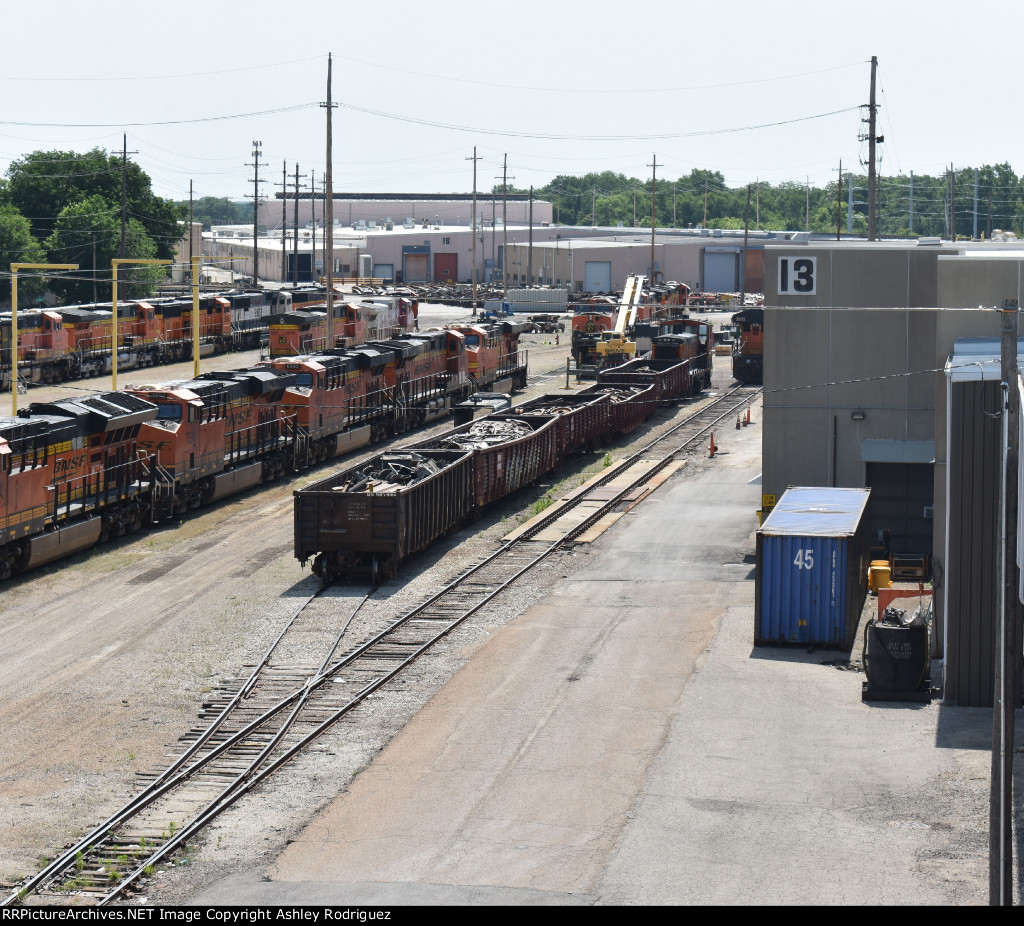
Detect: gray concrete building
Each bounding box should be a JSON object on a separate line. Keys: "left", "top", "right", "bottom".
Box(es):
{"left": 759, "top": 239, "right": 1024, "bottom": 706}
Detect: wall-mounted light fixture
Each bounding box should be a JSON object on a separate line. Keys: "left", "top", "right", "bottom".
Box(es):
{"left": 851, "top": 410, "right": 866, "bottom": 421}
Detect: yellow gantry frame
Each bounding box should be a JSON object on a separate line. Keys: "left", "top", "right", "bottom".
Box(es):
{"left": 9, "top": 263, "right": 79, "bottom": 415}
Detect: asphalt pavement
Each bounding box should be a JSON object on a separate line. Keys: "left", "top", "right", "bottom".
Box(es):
{"left": 193, "top": 398, "right": 996, "bottom": 906}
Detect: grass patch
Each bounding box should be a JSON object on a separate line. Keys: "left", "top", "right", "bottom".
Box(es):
{"left": 530, "top": 494, "right": 554, "bottom": 517}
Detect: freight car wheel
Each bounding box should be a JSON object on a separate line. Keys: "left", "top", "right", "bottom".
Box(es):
{"left": 370, "top": 555, "right": 391, "bottom": 587}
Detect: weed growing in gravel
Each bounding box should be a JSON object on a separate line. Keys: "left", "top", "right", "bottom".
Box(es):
{"left": 530, "top": 494, "right": 554, "bottom": 516}
{"left": 602, "top": 453, "right": 612, "bottom": 468}
{"left": 74, "top": 851, "right": 84, "bottom": 871}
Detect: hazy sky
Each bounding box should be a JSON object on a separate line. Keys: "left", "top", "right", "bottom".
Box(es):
{"left": 3, "top": 0, "right": 1020, "bottom": 205}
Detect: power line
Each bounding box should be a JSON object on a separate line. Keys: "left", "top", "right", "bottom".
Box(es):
{"left": 0, "top": 103, "right": 318, "bottom": 129}
{"left": 0, "top": 54, "right": 324, "bottom": 83}
{"left": 335, "top": 101, "right": 862, "bottom": 142}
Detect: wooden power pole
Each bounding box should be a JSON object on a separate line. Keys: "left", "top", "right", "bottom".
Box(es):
{"left": 322, "top": 53, "right": 336, "bottom": 343}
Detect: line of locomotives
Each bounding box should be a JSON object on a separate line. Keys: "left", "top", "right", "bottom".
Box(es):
{"left": 730, "top": 307, "right": 763, "bottom": 385}
{"left": 571, "top": 280, "right": 695, "bottom": 370}
{"left": 294, "top": 322, "right": 714, "bottom": 584}
{"left": 0, "top": 286, "right": 419, "bottom": 390}
{"left": 0, "top": 321, "right": 527, "bottom": 582}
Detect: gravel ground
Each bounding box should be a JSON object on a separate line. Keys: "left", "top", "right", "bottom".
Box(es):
{"left": 0, "top": 300, "right": 729, "bottom": 902}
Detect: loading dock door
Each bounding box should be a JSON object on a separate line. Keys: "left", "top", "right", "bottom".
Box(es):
{"left": 865, "top": 462, "right": 933, "bottom": 556}
{"left": 434, "top": 253, "right": 458, "bottom": 282}
{"left": 404, "top": 253, "right": 429, "bottom": 282}
{"left": 584, "top": 261, "right": 612, "bottom": 292}
{"left": 704, "top": 248, "right": 739, "bottom": 292}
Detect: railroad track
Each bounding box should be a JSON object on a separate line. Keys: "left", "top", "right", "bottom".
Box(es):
{"left": 4, "top": 383, "right": 759, "bottom": 908}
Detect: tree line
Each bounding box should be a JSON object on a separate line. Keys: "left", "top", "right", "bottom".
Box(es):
{"left": 4, "top": 149, "right": 1024, "bottom": 306}
{"left": 503, "top": 164, "right": 1024, "bottom": 240}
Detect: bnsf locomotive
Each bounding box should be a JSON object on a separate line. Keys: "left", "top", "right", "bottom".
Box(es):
{"left": 0, "top": 288, "right": 419, "bottom": 391}
{"left": 0, "top": 322, "right": 527, "bottom": 582}
{"left": 730, "top": 308, "right": 763, "bottom": 385}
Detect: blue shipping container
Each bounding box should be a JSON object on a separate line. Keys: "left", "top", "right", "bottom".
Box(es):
{"left": 755, "top": 487, "right": 871, "bottom": 649}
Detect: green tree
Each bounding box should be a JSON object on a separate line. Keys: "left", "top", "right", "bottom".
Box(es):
{"left": 0, "top": 203, "right": 47, "bottom": 305}
{"left": 2, "top": 149, "right": 183, "bottom": 260}
{"left": 44, "top": 196, "right": 163, "bottom": 304}
{"left": 179, "top": 196, "right": 252, "bottom": 230}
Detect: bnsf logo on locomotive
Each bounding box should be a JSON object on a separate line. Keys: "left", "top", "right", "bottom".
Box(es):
{"left": 53, "top": 453, "right": 87, "bottom": 476}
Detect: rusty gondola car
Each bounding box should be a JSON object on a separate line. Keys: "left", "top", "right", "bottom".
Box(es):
{"left": 294, "top": 318, "right": 717, "bottom": 585}
{"left": 577, "top": 383, "right": 658, "bottom": 435}
{"left": 296, "top": 415, "right": 562, "bottom": 583}
{"left": 293, "top": 449, "right": 476, "bottom": 585}
{"left": 498, "top": 391, "right": 611, "bottom": 457}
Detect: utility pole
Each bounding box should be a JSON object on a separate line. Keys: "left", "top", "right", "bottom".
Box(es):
{"left": 293, "top": 163, "right": 307, "bottom": 286}
{"left": 188, "top": 180, "right": 194, "bottom": 286}
{"left": 310, "top": 168, "right": 316, "bottom": 284}
{"left": 467, "top": 147, "right": 480, "bottom": 315}
{"left": 592, "top": 187, "right": 597, "bottom": 226}
{"left": 280, "top": 162, "right": 287, "bottom": 282}
{"left": 988, "top": 189, "right": 993, "bottom": 240}
{"left": 742, "top": 184, "right": 751, "bottom": 301}
{"left": 865, "top": 55, "right": 880, "bottom": 241}
{"left": 323, "top": 52, "right": 337, "bottom": 341}
{"left": 704, "top": 178, "right": 709, "bottom": 227}
{"left": 951, "top": 163, "right": 957, "bottom": 242}
{"left": 246, "top": 140, "right": 264, "bottom": 284}
{"left": 528, "top": 185, "right": 533, "bottom": 285}
{"left": 848, "top": 173, "right": 854, "bottom": 235}
{"left": 755, "top": 178, "right": 760, "bottom": 230}
{"left": 633, "top": 186, "right": 637, "bottom": 228}
{"left": 909, "top": 171, "right": 914, "bottom": 234}
{"left": 121, "top": 134, "right": 127, "bottom": 260}
{"left": 119, "top": 134, "right": 138, "bottom": 260}
{"left": 673, "top": 183, "right": 677, "bottom": 229}
{"left": 836, "top": 160, "right": 842, "bottom": 241}
{"left": 974, "top": 168, "right": 979, "bottom": 241}
{"left": 806, "top": 176, "right": 810, "bottom": 232}
{"left": 991, "top": 298, "right": 1020, "bottom": 906}
{"left": 498, "top": 155, "right": 512, "bottom": 297}
{"left": 648, "top": 154, "right": 659, "bottom": 281}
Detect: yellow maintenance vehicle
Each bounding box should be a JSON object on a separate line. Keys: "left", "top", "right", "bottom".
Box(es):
{"left": 593, "top": 273, "right": 646, "bottom": 368}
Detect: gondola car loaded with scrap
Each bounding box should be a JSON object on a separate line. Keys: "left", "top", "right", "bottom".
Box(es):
{"left": 0, "top": 321, "right": 527, "bottom": 583}
{"left": 293, "top": 325, "right": 714, "bottom": 584}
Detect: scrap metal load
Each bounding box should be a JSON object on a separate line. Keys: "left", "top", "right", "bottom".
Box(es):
{"left": 430, "top": 418, "right": 535, "bottom": 450}
{"left": 295, "top": 333, "right": 718, "bottom": 585}
{"left": 331, "top": 452, "right": 445, "bottom": 494}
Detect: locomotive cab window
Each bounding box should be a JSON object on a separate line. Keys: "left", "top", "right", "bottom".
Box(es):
{"left": 156, "top": 404, "right": 182, "bottom": 421}
{"left": 295, "top": 372, "right": 313, "bottom": 387}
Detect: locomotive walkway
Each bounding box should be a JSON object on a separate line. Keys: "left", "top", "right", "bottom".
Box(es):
{"left": 193, "top": 399, "right": 993, "bottom": 906}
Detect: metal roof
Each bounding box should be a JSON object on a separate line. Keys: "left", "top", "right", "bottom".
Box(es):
{"left": 759, "top": 487, "right": 871, "bottom": 538}
{"left": 946, "top": 337, "right": 1024, "bottom": 382}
